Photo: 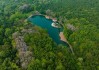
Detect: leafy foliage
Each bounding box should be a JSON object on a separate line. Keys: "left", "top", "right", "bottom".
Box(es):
{"left": 0, "top": 0, "right": 99, "bottom": 70}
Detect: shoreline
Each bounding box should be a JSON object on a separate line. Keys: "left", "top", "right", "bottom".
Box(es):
{"left": 51, "top": 22, "right": 61, "bottom": 28}
{"left": 29, "top": 14, "right": 57, "bottom": 22}
{"left": 28, "top": 14, "right": 74, "bottom": 54}
{"left": 59, "top": 32, "right": 67, "bottom": 42}
{"left": 59, "top": 32, "right": 74, "bottom": 54}
{"left": 44, "top": 15, "right": 57, "bottom": 22}
{"left": 28, "top": 14, "right": 66, "bottom": 43}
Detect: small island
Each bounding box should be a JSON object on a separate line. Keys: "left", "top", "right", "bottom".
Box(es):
{"left": 51, "top": 22, "right": 61, "bottom": 28}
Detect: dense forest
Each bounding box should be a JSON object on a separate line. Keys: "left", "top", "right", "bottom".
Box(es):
{"left": 0, "top": 0, "right": 99, "bottom": 70}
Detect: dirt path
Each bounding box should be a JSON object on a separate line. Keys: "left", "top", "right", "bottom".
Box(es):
{"left": 59, "top": 32, "right": 74, "bottom": 54}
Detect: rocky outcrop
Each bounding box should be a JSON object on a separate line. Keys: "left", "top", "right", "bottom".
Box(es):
{"left": 21, "top": 29, "right": 36, "bottom": 34}
{"left": 19, "top": 4, "right": 32, "bottom": 13}
{"left": 67, "top": 24, "right": 77, "bottom": 31}
{"left": 12, "top": 32, "right": 33, "bottom": 69}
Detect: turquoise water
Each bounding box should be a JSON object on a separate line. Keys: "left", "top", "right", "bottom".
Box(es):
{"left": 28, "top": 15, "right": 65, "bottom": 45}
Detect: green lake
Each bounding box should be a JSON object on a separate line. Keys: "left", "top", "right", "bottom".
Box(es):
{"left": 28, "top": 15, "right": 66, "bottom": 45}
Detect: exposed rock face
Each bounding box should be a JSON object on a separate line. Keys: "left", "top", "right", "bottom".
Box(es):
{"left": 21, "top": 29, "right": 36, "bottom": 34}
{"left": 67, "top": 24, "right": 77, "bottom": 31}
{"left": 46, "top": 9, "right": 55, "bottom": 18}
{"left": 19, "top": 4, "right": 32, "bottom": 13}
{"left": 59, "top": 32, "right": 67, "bottom": 42}
{"left": 12, "top": 32, "right": 32, "bottom": 69}
{"left": 33, "top": 11, "right": 40, "bottom": 15}
{"left": 15, "top": 36, "right": 27, "bottom": 52}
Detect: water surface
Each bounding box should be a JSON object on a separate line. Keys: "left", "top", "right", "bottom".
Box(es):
{"left": 28, "top": 15, "right": 65, "bottom": 45}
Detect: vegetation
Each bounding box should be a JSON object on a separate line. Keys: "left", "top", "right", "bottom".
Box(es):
{"left": 0, "top": 0, "right": 99, "bottom": 70}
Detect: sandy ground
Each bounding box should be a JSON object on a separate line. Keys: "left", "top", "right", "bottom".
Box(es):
{"left": 59, "top": 32, "right": 67, "bottom": 42}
